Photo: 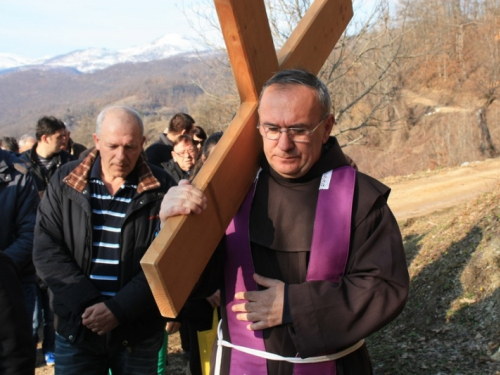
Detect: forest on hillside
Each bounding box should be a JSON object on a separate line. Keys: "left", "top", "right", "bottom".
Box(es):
{"left": 1, "top": 0, "right": 500, "bottom": 179}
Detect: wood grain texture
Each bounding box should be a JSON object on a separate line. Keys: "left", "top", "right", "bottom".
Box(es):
{"left": 215, "top": 0, "right": 279, "bottom": 102}
{"left": 278, "top": 0, "right": 353, "bottom": 74}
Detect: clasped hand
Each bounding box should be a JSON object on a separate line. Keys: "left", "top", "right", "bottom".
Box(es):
{"left": 82, "top": 302, "right": 119, "bottom": 335}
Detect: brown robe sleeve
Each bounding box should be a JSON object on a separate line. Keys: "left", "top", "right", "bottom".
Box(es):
{"left": 287, "top": 173, "right": 409, "bottom": 358}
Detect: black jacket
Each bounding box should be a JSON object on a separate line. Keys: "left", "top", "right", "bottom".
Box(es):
{"left": 145, "top": 133, "right": 174, "bottom": 169}
{"left": 20, "top": 142, "right": 74, "bottom": 193}
{"left": 66, "top": 138, "right": 87, "bottom": 159}
{"left": 34, "top": 151, "right": 176, "bottom": 345}
{"left": 0, "top": 252, "right": 36, "bottom": 375}
{"left": 0, "top": 150, "right": 39, "bottom": 283}
{"left": 162, "top": 159, "right": 191, "bottom": 183}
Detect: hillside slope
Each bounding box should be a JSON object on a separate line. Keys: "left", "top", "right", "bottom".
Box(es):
{"left": 369, "top": 164, "right": 500, "bottom": 374}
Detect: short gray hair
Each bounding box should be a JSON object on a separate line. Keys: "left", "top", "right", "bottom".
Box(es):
{"left": 259, "top": 69, "right": 332, "bottom": 118}
{"left": 18, "top": 134, "right": 36, "bottom": 148}
{"left": 95, "top": 106, "right": 144, "bottom": 136}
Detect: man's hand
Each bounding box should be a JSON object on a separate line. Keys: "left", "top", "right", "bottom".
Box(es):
{"left": 206, "top": 289, "right": 221, "bottom": 308}
{"left": 81, "top": 302, "right": 119, "bottom": 335}
{"left": 232, "top": 274, "right": 284, "bottom": 331}
{"left": 159, "top": 180, "right": 207, "bottom": 227}
{"left": 166, "top": 321, "right": 181, "bottom": 334}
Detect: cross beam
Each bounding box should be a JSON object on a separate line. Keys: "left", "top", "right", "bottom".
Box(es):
{"left": 141, "top": 0, "right": 353, "bottom": 318}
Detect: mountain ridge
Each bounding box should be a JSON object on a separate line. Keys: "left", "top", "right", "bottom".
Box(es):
{"left": 0, "top": 34, "right": 208, "bottom": 73}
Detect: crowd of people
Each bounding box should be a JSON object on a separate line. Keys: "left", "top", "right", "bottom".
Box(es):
{"left": 0, "top": 69, "right": 408, "bottom": 375}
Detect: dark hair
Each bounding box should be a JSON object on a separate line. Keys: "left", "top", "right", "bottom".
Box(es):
{"left": 260, "top": 69, "right": 332, "bottom": 118}
{"left": 201, "top": 131, "right": 223, "bottom": 160}
{"left": 191, "top": 131, "right": 223, "bottom": 180}
{"left": 193, "top": 126, "right": 207, "bottom": 142}
{"left": 35, "top": 116, "right": 66, "bottom": 141}
{"left": 0, "top": 137, "right": 19, "bottom": 153}
{"left": 169, "top": 113, "right": 195, "bottom": 135}
{"left": 173, "top": 134, "right": 196, "bottom": 148}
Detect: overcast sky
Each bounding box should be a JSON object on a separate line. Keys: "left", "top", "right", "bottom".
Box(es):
{"left": 0, "top": 0, "right": 378, "bottom": 60}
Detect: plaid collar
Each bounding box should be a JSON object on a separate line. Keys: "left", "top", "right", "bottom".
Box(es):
{"left": 89, "top": 155, "right": 139, "bottom": 188}
{"left": 64, "top": 148, "right": 160, "bottom": 194}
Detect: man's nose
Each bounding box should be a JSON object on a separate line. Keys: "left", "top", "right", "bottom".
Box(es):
{"left": 277, "top": 131, "right": 294, "bottom": 150}
{"left": 115, "top": 148, "right": 126, "bottom": 159}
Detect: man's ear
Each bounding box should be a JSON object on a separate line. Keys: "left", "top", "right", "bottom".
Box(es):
{"left": 322, "top": 115, "right": 335, "bottom": 143}
{"left": 93, "top": 133, "right": 100, "bottom": 150}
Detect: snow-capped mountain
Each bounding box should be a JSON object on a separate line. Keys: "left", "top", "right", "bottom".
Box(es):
{"left": 0, "top": 53, "right": 33, "bottom": 70}
{"left": 0, "top": 34, "right": 206, "bottom": 74}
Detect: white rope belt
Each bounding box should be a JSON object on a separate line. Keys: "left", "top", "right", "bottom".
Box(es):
{"left": 214, "top": 319, "right": 365, "bottom": 373}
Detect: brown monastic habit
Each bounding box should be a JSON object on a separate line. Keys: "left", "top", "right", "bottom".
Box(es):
{"left": 141, "top": 0, "right": 353, "bottom": 318}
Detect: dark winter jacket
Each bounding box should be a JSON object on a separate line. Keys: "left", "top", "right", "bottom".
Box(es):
{"left": 65, "top": 138, "right": 87, "bottom": 159}
{"left": 33, "top": 150, "right": 176, "bottom": 345}
{"left": 0, "top": 149, "right": 39, "bottom": 283}
{"left": 0, "top": 252, "right": 36, "bottom": 375}
{"left": 145, "top": 133, "right": 174, "bottom": 168}
{"left": 162, "top": 159, "right": 191, "bottom": 183}
{"left": 20, "top": 142, "right": 74, "bottom": 194}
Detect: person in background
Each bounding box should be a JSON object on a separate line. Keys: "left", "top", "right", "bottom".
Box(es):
{"left": 162, "top": 135, "right": 198, "bottom": 183}
{"left": 20, "top": 116, "right": 74, "bottom": 195}
{"left": 0, "top": 252, "right": 36, "bottom": 375}
{"left": 18, "top": 134, "right": 37, "bottom": 154}
{"left": 192, "top": 126, "right": 207, "bottom": 154}
{"left": 181, "top": 131, "right": 224, "bottom": 375}
{"left": 191, "top": 132, "right": 223, "bottom": 177}
{"left": 159, "top": 69, "right": 409, "bottom": 375}
{"left": 146, "top": 112, "right": 195, "bottom": 168}
{"left": 19, "top": 117, "right": 72, "bottom": 367}
{"left": 158, "top": 130, "right": 223, "bottom": 372}
{"left": 0, "top": 148, "right": 39, "bottom": 373}
{"left": 0, "top": 136, "right": 20, "bottom": 153}
{"left": 60, "top": 125, "right": 87, "bottom": 159}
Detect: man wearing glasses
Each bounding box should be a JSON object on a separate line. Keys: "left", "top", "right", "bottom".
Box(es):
{"left": 162, "top": 135, "right": 199, "bottom": 183}
{"left": 145, "top": 113, "right": 195, "bottom": 169}
{"left": 160, "top": 69, "right": 409, "bottom": 375}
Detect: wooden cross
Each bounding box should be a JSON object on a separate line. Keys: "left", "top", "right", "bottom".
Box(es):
{"left": 141, "top": 0, "right": 353, "bottom": 318}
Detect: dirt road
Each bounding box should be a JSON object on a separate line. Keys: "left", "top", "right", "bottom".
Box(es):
{"left": 384, "top": 158, "right": 500, "bottom": 221}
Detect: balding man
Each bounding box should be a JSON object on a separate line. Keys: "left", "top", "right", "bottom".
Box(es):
{"left": 33, "top": 106, "right": 176, "bottom": 374}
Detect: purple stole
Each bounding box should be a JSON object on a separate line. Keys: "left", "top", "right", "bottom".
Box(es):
{"left": 224, "top": 166, "right": 356, "bottom": 375}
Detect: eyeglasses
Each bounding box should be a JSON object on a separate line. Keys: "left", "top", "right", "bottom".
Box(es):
{"left": 173, "top": 148, "right": 197, "bottom": 157}
{"left": 257, "top": 116, "right": 328, "bottom": 143}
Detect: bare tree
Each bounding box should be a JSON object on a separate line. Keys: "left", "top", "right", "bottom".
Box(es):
{"left": 472, "top": 7, "right": 500, "bottom": 157}
{"left": 185, "top": 0, "right": 411, "bottom": 144}
{"left": 400, "top": 0, "right": 500, "bottom": 157}
{"left": 323, "top": 0, "right": 410, "bottom": 147}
